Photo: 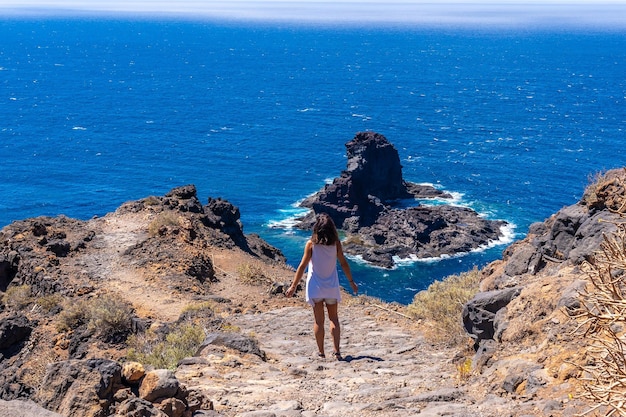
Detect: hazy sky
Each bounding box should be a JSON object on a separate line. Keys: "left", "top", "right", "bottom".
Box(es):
{"left": 1, "top": 0, "right": 625, "bottom": 28}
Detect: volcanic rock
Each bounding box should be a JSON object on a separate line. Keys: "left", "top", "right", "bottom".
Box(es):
{"left": 297, "top": 131, "right": 507, "bottom": 268}
{"left": 460, "top": 167, "right": 626, "bottom": 399}
{"left": 299, "top": 131, "right": 451, "bottom": 230}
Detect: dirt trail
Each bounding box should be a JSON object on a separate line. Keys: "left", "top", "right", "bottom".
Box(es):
{"left": 85, "top": 213, "right": 187, "bottom": 322}
{"left": 175, "top": 298, "right": 528, "bottom": 417}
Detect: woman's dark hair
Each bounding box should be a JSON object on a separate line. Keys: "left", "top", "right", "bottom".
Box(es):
{"left": 311, "top": 213, "right": 339, "bottom": 246}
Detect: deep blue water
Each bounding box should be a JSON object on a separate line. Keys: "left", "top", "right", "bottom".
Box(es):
{"left": 1, "top": 17, "right": 625, "bottom": 304}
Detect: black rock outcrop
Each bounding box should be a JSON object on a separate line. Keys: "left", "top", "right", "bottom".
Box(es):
{"left": 299, "top": 131, "right": 451, "bottom": 231}
{"left": 296, "top": 131, "right": 508, "bottom": 268}
{"left": 461, "top": 167, "right": 626, "bottom": 367}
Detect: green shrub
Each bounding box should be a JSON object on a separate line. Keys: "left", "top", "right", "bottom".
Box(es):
{"left": 407, "top": 267, "right": 482, "bottom": 345}
{"left": 127, "top": 323, "right": 205, "bottom": 370}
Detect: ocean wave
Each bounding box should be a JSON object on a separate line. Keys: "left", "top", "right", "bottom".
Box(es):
{"left": 267, "top": 205, "right": 310, "bottom": 230}
{"left": 414, "top": 191, "right": 465, "bottom": 207}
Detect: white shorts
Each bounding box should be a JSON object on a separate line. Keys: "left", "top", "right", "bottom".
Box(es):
{"left": 311, "top": 298, "right": 338, "bottom": 305}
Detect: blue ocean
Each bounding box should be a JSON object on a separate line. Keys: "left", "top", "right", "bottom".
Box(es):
{"left": 1, "top": 16, "right": 625, "bottom": 304}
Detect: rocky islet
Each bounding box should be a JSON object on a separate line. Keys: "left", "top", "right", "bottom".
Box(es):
{"left": 296, "top": 131, "right": 508, "bottom": 268}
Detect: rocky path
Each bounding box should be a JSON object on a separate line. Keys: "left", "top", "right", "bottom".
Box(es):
{"left": 175, "top": 299, "right": 526, "bottom": 417}
{"left": 84, "top": 212, "right": 189, "bottom": 321}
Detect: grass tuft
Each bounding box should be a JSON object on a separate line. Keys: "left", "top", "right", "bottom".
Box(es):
{"left": 237, "top": 263, "right": 270, "bottom": 285}
{"left": 148, "top": 212, "right": 180, "bottom": 236}
{"left": 406, "top": 267, "right": 482, "bottom": 345}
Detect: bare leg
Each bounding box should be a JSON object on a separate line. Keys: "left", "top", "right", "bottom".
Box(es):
{"left": 326, "top": 303, "right": 341, "bottom": 356}
{"left": 313, "top": 301, "right": 326, "bottom": 356}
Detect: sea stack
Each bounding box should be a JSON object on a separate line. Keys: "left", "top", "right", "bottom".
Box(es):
{"left": 296, "top": 131, "right": 507, "bottom": 268}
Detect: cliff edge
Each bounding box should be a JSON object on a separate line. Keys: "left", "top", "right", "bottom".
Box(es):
{"left": 2, "top": 168, "right": 625, "bottom": 416}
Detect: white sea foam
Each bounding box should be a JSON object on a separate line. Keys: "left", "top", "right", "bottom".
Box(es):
{"left": 72, "top": 126, "right": 86, "bottom": 130}
{"left": 391, "top": 222, "right": 517, "bottom": 267}
{"left": 351, "top": 113, "right": 371, "bottom": 121}
{"left": 267, "top": 204, "right": 310, "bottom": 230}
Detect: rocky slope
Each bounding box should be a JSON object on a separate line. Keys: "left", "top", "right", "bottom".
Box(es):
{"left": 2, "top": 168, "right": 625, "bottom": 416}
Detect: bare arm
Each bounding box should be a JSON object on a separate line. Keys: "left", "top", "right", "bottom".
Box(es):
{"left": 337, "top": 240, "right": 358, "bottom": 295}
{"left": 286, "top": 240, "right": 313, "bottom": 297}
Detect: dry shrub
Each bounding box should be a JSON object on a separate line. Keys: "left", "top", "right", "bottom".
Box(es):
{"left": 456, "top": 357, "right": 473, "bottom": 381}
{"left": 143, "top": 196, "right": 161, "bottom": 206}
{"left": 572, "top": 170, "right": 626, "bottom": 415}
{"left": 2, "top": 284, "right": 32, "bottom": 310}
{"left": 181, "top": 301, "right": 215, "bottom": 317}
{"left": 406, "top": 267, "right": 482, "bottom": 345}
{"left": 577, "top": 219, "right": 626, "bottom": 416}
{"left": 237, "top": 263, "right": 270, "bottom": 285}
{"left": 583, "top": 168, "right": 626, "bottom": 213}
{"left": 88, "top": 294, "right": 133, "bottom": 341}
{"left": 35, "top": 293, "right": 64, "bottom": 313}
{"left": 56, "top": 298, "right": 90, "bottom": 332}
{"left": 56, "top": 294, "right": 133, "bottom": 342}
{"left": 148, "top": 212, "right": 180, "bottom": 236}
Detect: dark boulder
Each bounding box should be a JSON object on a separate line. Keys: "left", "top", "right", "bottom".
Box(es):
{"left": 113, "top": 397, "right": 165, "bottom": 417}
{"left": 462, "top": 287, "right": 521, "bottom": 348}
{"left": 498, "top": 201, "right": 619, "bottom": 280}
{"left": 204, "top": 197, "right": 246, "bottom": 245}
{"left": 0, "top": 367, "right": 34, "bottom": 400}
{"left": 196, "top": 332, "right": 266, "bottom": 361}
{"left": 299, "top": 131, "right": 451, "bottom": 231}
{"left": 0, "top": 251, "right": 19, "bottom": 292}
{"left": 0, "top": 314, "right": 32, "bottom": 353}
{"left": 164, "top": 184, "right": 204, "bottom": 213}
{"left": 33, "top": 359, "right": 122, "bottom": 417}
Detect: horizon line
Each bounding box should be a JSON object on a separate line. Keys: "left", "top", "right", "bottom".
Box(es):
{"left": 1, "top": 1, "right": 626, "bottom": 29}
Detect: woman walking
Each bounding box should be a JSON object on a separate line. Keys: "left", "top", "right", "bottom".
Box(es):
{"left": 286, "top": 213, "right": 358, "bottom": 360}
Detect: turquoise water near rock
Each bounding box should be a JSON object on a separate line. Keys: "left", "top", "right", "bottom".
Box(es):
{"left": 1, "top": 17, "right": 624, "bottom": 303}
